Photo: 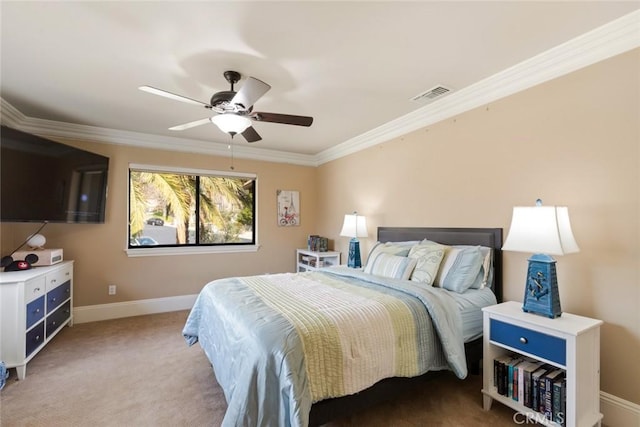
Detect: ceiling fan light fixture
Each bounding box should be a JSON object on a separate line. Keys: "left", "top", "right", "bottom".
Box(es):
{"left": 211, "top": 114, "right": 251, "bottom": 134}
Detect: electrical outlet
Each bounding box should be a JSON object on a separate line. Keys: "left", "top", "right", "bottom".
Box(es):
{"left": 108, "top": 284, "right": 116, "bottom": 295}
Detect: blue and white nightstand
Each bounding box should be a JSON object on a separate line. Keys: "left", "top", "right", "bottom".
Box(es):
{"left": 482, "top": 301, "right": 603, "bottom": 427}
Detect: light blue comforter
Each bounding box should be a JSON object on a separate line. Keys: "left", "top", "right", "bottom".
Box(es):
{"left": 183, "top": 267, "right": 467, "bottom": 427}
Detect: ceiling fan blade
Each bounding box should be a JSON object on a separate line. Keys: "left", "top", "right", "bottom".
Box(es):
{"left": 231, "top": 77, "right": 271, "bottom": 110}
{"left": 241, "top": 126, "right": 262, "bottom": 143}
{"left": 169, "top": 117, "right": 212, "bottom": 131}
{"left": 252, "top": 112, "right": 313, "bottom": 127}
{"left": 139, "top": 86, "right": 211, "bottom": 108}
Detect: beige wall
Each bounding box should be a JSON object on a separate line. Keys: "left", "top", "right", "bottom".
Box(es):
{"left": 316, "top": 49, "right": 639, "bottom": 404}
{"left": 1, "top": 143, "right": 317, "bottom": 306}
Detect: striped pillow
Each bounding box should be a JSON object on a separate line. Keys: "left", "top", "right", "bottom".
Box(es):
{"left": 364, "top": 252, "right": 417, "bottom": 280}
{"left": 434, "top": 246, "right": 484, "bottom": 293}
{"left": 364, "top": 241, "right": 419, "bottom": 269}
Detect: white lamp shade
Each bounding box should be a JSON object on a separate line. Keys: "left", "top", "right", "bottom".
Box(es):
{"left": 340, "top": 214, "right": 368, "bottom": 238}
{"left": 210, "top": 114, "right": 252, "bottom": 134}
{"left": 502, "top": 205, "right": 579, "bottom": 255}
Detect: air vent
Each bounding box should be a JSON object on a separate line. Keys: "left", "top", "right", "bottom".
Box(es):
{"left": 411, "top": 85, "right": 452, "bottom": 102}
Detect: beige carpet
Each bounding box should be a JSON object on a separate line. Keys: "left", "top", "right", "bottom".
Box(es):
{"left": 1, "top": 310, "right": 519, "bottom": 426}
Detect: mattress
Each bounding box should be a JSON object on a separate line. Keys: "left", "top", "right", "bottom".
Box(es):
{"left": 451, "top": 286, "right": 497, "bottom": 342}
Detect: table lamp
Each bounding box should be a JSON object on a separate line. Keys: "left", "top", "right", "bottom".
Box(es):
{"left": 502, "top": 199, "right": 579, "bottom": 318}
{"left": 340, "top": 212, "right": 368, "bottom": 268}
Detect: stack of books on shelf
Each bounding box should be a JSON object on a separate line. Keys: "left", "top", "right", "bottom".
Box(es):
{"left": 307, "top": 235, "right": 328, "bottom": 252}
{"left": 494, "top": 354, "right": 567, "bottom": 426}
{"left": 300, "top": 255, "right": 324, "bottom": 268}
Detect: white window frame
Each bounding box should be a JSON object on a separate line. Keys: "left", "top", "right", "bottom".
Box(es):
{"left": 125, "top": 163, "right": 259, "bottom": 257}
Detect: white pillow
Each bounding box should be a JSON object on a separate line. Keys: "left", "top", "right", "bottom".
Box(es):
{"left": 364, "top": 252, "right": 417, "bottom": 280}
{"left": 407, "top": 242, "right": 446, "bottom": 286}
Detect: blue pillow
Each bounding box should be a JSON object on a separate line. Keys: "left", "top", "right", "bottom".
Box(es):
{"left": 435, "top": 246, "right": 484, "bottom": 293}
{"left": 454, "top": 245, "right": 493, "bottom": 290}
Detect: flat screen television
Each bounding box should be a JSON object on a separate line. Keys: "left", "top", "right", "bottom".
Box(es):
{"left": 1, "top": 125, "right": 109, "bottom": 223}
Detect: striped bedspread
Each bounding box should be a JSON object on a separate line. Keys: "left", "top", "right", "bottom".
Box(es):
{"left": 183, "top": 267, "right": 467, "bottom": 427}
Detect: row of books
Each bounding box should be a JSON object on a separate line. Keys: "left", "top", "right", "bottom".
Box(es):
{"left": 300, "top": 256, "right": 324, "bottom": 268}
{"left": 494, "top": 354, "right": 567, "bottom": 426}
{"left": 307, "top": 235, "right": 329, "bottom": 252}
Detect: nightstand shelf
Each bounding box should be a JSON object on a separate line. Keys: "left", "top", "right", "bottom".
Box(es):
{"left": 482, "top": 301, "right": 602, "bottom": 427}
{"left": 296, "top": 249, "right": 340, "bottom": 272}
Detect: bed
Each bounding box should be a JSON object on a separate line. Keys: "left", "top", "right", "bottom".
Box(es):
{"left": 183, "top": 227, "right": 502, "bottom": 426}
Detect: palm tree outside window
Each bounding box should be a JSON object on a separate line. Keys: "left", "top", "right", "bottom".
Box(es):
{"left": 128, "top": 165, "right": 255, "bottom": 248}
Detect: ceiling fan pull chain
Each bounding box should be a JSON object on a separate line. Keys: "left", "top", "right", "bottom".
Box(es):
{"left": 229, "top": 138, "right": 235, "bottom": 170}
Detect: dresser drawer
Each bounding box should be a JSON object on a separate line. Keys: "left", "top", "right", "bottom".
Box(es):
{"left": 45, "top": 265, "right": 72, "bottom": 292}
{"left": 26, "top": 321, "right": 45, "bottom": 357}
{"left": 47, "top": 280, "right": 71, "bottom": 313}
{"left": 490, "top": 318, "right": 566, "bottom": 366}
{"left": 25, "top": 276, "right": 45, "bottom": 303}
{"left": 26, "top": 295, "right": 45, "bottom": 329}
{"left": 46, "top": 300, "right": 71, "bottom": 338}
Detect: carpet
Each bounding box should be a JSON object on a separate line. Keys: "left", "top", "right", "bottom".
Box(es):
{"left": 0, "top": 310, "right": 518, "bottom": 426}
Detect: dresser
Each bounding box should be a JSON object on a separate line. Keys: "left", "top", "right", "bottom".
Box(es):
{"left": 0, "top": 260, "right": 73, "bottom": 380}
{"left": 482, "top": 301, "right": 602, "bottom": 427}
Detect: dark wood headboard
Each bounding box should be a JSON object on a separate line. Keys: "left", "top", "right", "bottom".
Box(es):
{"left": 376, "top": 227, "right": 503, "bottom": 302}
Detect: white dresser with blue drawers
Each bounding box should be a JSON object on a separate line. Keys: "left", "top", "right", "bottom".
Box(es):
{"left": 482, "top": 301, "right": 603, "bottom": 427}
{"left": 0, "top": 260, "right": 73, "bottom": 380}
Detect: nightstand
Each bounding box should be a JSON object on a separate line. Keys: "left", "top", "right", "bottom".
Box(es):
{"left": 482, "top": 301, "right": 602, "bottom": 427}
{"left": 296, "top": 249, "right": 340, "bottom": 272}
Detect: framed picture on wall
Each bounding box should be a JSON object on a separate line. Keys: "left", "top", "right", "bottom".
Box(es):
{"left": 277, "top": 190, "right": 299, "bottom": 226}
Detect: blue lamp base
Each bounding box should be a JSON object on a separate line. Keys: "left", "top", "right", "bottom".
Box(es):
{"left": 347, "top": 238, "right": 362, "bottom": 268}
{"left": 522, "top": 253, "right": 562, "bottom": 318}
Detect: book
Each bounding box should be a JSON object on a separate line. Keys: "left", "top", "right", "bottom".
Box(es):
{"left": 507, "top": 356, "right": 525, "bottom": 399}
{"left": 494, "top": 354, "right": 515, "bottom": 396}
{"left": 553, "top": 377, "right": 567, "bottom": 426}
{"left": 307, "top": 235, "right": 329, "bottom": 252}
{"left": 511, "top": 358, "right": 526, "bottom": 401}
{"left": 544, "top": 369, "right": 565, "bottom": 421}
{"left": 531, "top": 364, "right": 553, "bottom": 412}
{"left": 516, "top": 359, "right": 543, "bottom": 407}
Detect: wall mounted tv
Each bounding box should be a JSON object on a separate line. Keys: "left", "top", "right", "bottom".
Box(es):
{"left": 1, "top": 125, "right": 109, "bottom": 223}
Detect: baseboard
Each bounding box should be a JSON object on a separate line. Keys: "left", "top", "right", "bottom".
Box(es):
{"left": 601, "top": 391, "right": 640, "bottom": 427}
{"left": 73, "top": 294, "right": 198, "bottom": 324}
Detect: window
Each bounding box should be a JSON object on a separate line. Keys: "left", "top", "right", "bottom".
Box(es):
{"left": 128, "top": 164, "right": 256, "bottom": 254}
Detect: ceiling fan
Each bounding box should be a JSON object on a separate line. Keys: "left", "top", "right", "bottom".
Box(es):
{"left": 139, "top": 71, "right": 313, "bottom": 143}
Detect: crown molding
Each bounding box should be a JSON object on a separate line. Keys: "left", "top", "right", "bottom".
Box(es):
{"left": 0, "top": 99, "right": 318, "bottom": 167}
{"left": 315, "top": 9, "right": 640, "bottom": 165}
{"left": 2, "top": 10, "right": 638, "bottom": 167}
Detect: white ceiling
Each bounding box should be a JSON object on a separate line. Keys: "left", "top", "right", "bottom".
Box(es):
{"left": 1, "top": 2, "right": 638, "bottom": 163}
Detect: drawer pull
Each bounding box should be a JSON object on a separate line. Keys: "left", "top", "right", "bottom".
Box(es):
{"left": 34, "top": 287, "right": 41, "bottom": 292}
{"left": 35, "top": 309, "right": 40, "bottom": 313}
{"left": 35, "top": 335, "right": 41, "bottom": 341}
{"left": 519, "top": 337, "right": 528, "bottom": 344}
